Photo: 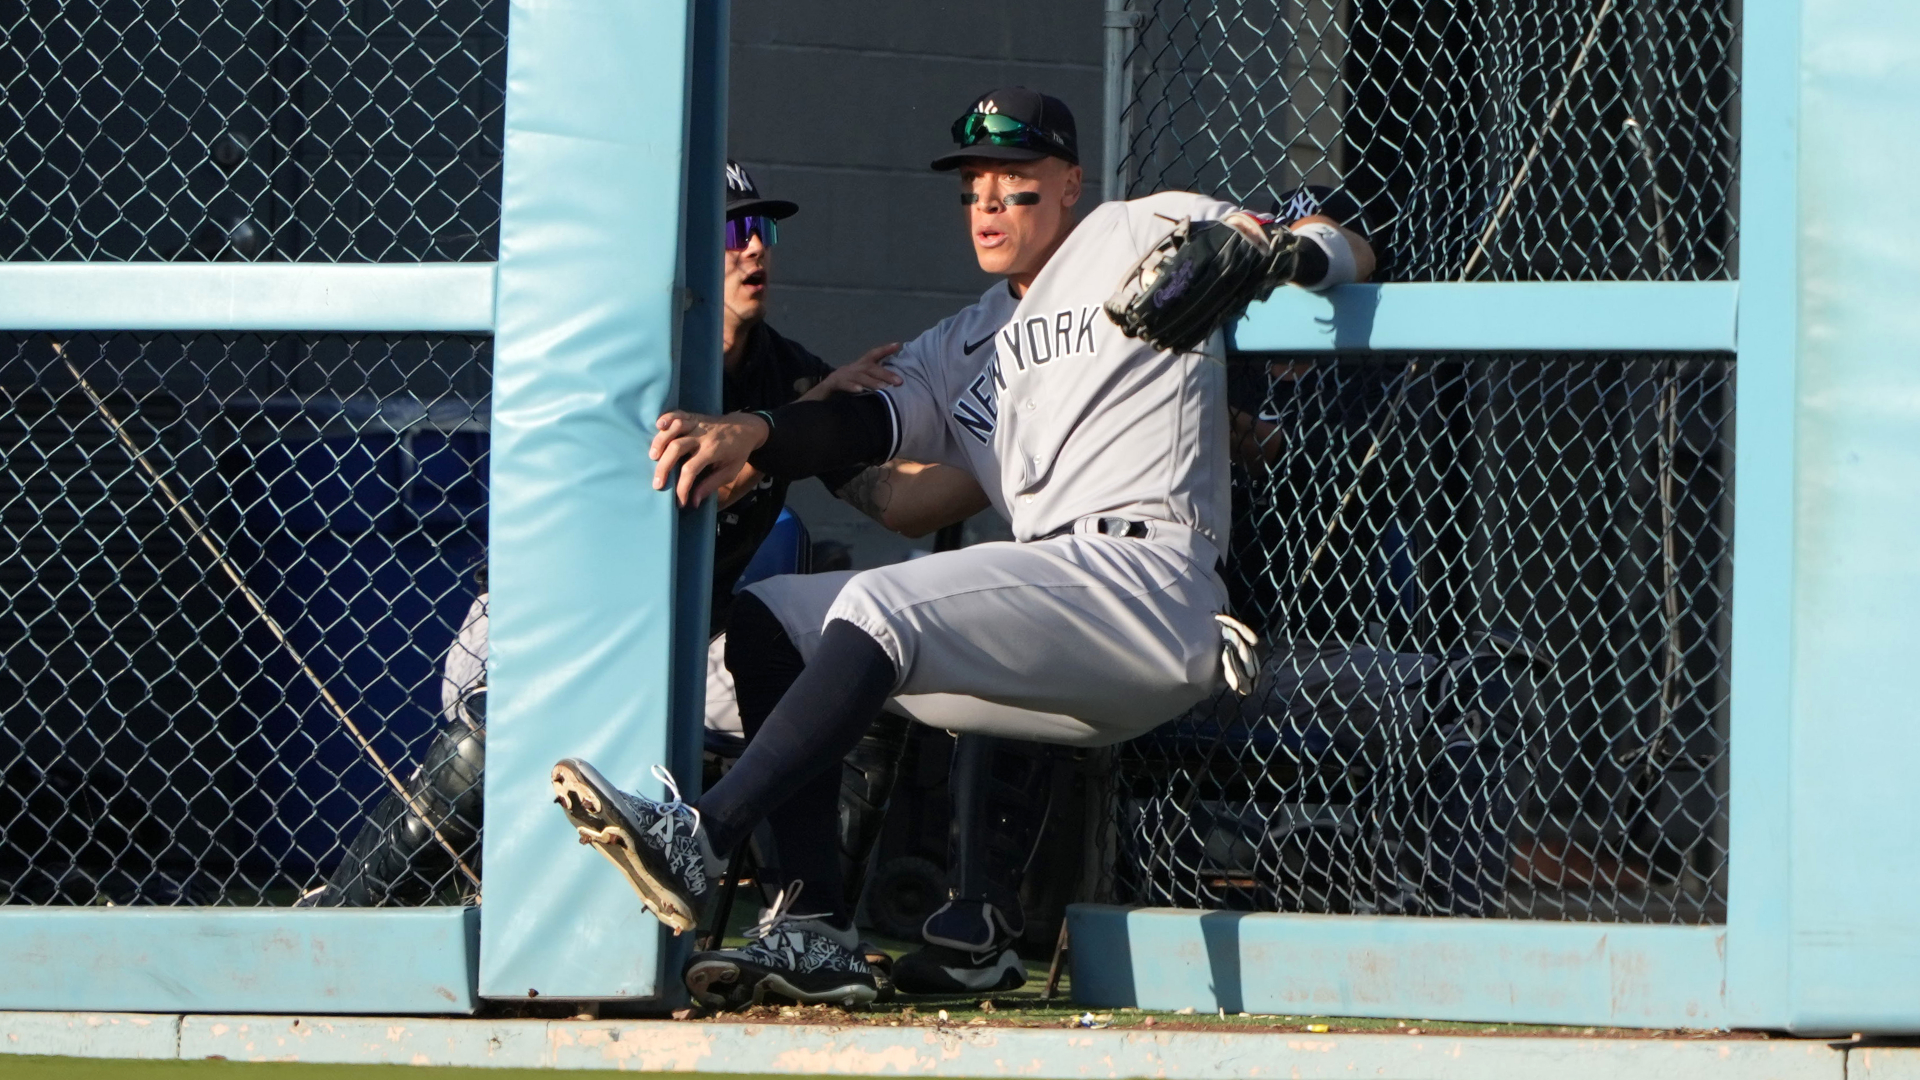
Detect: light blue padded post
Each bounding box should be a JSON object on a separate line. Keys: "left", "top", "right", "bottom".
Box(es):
{"left": 482, "top": 0, "right": 700, "bottom": 1000}
{"left": 671, "top": 0, "right": 727, "bottom": 794}
{"left": 658, "top": 0, "right": 729, "bottom": 995}
{"left": 1776, "top": 0, "right": 1920, "bottom": 1034}
{"left": 1723, "top": 0, "right": 1802, "bottom": 1032}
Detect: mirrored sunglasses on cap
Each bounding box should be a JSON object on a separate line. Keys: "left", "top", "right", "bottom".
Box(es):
{"left": 950, "top": 111, "right": 1064, "bottom": 154}
{"left": 725, "top": 214, "right": 778, "bottom": 252}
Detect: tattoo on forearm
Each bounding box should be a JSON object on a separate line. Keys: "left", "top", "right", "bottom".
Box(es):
{"left": 836, "top": 465, "right": 895, "bottom": 525}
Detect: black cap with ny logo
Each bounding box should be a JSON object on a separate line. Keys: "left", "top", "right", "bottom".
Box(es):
{"left": 932, "top": 87, "right": 1079, "bottom": 172}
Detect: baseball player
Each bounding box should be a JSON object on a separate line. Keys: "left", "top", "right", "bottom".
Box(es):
{"left": 745, "top": 185, "right": 1379, "bottom": 995}
{"left": 706, "top": 160, "right": 903, "bottom": 631}
{"left": 551, "top": 87, "right": 1372, "bottom": 1009}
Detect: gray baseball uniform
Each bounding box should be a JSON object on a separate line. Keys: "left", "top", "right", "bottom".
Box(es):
{"left": 749, "top": 191, "right": 1248, "bottom": 746}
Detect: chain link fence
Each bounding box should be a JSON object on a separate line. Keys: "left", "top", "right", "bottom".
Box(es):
{"left": 1102, "top": 0, "right": 1738, "bottom": 923}
{"left": 0, "top": 332, "right": 490, "bottom": 905}
{"left": 1109, "top": 0, "right": 1738, "bottom": 280}
{"left": 2, "top": 0, "right": 502, "bottom": 907}
{"left": 2, "top": 0, "right": 506, "bottom": 261}
{"left": 4, "top": 0, "right": 1739, "bottom": 929}
{"left": 1109, "top": 352, "right": 1732, "bottom": 922}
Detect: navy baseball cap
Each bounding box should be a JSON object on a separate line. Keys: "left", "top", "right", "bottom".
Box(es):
{"left": 725, "top": 160, "right": 797, "bottom": 220}
{"left": 932, "top": 87, "right": 1079, "bottom": 171}
{"left": 1273, "top": 185, "right": 1370, "bottom": 234}
{"left": 1273, "top": 183, "right": 1390, "bottom": 272}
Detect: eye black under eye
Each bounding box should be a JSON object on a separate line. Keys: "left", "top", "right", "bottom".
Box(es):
{"left": 960, "top": 192, "right": 979, "bottom": 205}
{"left": 1003, "top": 191, "right": 1040, "bottom": 206}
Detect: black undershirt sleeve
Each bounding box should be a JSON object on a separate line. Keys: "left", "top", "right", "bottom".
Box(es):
{"left": 817, "top": 463, "right": 867, "bottom": 495}
{"left": 747, "top": 391, "right": 894, "bottom": 481}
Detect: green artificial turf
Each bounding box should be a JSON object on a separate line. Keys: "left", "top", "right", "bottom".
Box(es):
{"left": 0, "top": 1062, "right": 735, "bottom": 1080}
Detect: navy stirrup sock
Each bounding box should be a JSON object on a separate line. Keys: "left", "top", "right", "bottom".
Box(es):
{"left": 702, "top": 616, "right": 898, "bottom": 918}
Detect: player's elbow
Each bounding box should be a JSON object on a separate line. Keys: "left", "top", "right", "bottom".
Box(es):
{"left": 887, "top": 491, "right": 990, "bottom": 539}
{"left": 882, "top": 507, "right": 941, "bottom": 539}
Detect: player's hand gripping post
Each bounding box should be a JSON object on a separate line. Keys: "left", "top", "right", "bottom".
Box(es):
{"left": 650, "top": 411, "right": 771, "bottom": 508}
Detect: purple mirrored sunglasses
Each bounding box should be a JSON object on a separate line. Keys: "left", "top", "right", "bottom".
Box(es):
{"left": 725, "top": 214, "right": 778, "bottom": 252}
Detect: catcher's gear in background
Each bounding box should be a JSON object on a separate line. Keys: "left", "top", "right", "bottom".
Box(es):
{"left": 1105, "top": 215, "right": 1302, "bottom": 355}
{"left": 301, "top": 692, "right": 485, "bottom": 906}
{"left": 836, "top": 710, "right": 911, "bottom": 911}
{"left": 301, "top": 588, "right": 488, "bottom": 908}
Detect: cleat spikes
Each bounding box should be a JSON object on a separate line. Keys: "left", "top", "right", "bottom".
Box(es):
{"left": 550, "top": 756, "right": 713, "bottom": 936}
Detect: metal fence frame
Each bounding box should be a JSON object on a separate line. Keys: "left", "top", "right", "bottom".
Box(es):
{"left": 0, "top": 0, "right": 725, "bottom": 1013}
{"left": 2, "top": 0, "right": 1914, "bottom": 1035}
{"left": 1061, "top": 0, "right": 1803, "bottom": 1031}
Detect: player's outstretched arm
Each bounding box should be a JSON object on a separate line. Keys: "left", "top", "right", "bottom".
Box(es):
{"left": 1287, "top": 213, "right": 1376, "bottom": 286}
{"left": 833, "top": 460, "right": 991, "bottom": 538}
{"left": 1106, "top": 194, "right": 1380, "bottom": 355}
{"left": 1106, "top": 212, "right": 1305, "bottom": 355}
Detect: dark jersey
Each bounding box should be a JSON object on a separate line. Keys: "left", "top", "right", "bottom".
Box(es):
{"left": 712, "top": 321, "right": 835, "bottom": 629}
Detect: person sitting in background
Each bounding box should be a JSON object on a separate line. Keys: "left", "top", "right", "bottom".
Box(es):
{"left": 706, "top": 160, "right": 902, "bottom": 630}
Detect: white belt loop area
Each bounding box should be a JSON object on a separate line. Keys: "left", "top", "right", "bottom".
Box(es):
{"left": 1058, "top": 515, "right": 1224, "bottom": 579}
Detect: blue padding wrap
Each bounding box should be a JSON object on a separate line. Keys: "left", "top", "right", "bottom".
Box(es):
{"left": 481, "top": 0, "right": 698, "bottom": 1000}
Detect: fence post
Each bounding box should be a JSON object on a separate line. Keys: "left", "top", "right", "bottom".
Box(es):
{"left": 1722, "top": 0, "right": 1801, "bottom": 1032}
{"left": 1762, "top": 0, "right": 1920, "bottom": 1034}
{"left": 1102, "top": 0, "right": 1141, "bottom": 202}
{"left": 480, "top": 0, "right": 709, "bottom": 1002}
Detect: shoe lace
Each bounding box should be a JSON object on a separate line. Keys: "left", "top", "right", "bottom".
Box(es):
{"left": 650, "top": 764, "right": 701, "bottom": 836}
{"left": 746, "top": 881, "right": 835, "bottom": 943}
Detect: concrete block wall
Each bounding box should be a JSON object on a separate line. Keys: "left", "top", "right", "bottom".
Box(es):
{"left": 728, "top": 0, "right": 1104, "bottom": 563}
{"left": 730, "top": 0, "right": 1106, "bottom": 364}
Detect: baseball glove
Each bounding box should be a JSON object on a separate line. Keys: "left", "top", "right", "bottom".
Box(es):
{"left": 1104, "top": 214, "right": 1302, "bottom": 355}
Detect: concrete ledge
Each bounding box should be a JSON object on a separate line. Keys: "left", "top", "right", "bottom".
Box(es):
{"left": 1855, "top": 1048, "right": 1920, "bottom": 1079}
{"left": 178, "top": 1016, "right": 549, "bottom": 1068}
{"left": 1, "top": 1012, "right": 180, "bottom": 1059}
{"left": 536, "top": 1023, "right": 1840, "bottom": 1080}
{"left": 2, "top": 1013, "right": 1848, "bottom": 1078}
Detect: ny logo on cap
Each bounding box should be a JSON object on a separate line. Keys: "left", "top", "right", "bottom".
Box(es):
{"left": 726, "top": 161, "right": 753, "bottom": 193}
{"left": 977, "top": 99, "right": 999, "bottom": 114}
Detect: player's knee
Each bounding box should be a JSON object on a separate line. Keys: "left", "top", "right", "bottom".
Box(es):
{"left": 822, "top": 578, "right": 915, "bottom": 689}
{"left": 827, "top": 568, "right": 894, "bottom": 621}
